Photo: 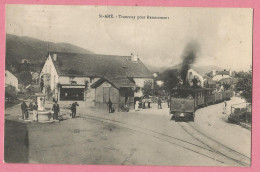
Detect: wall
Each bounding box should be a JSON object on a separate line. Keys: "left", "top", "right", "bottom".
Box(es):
{"left": 40, "top": 55, "right": 59, "bottom": 91}
{"left": 133, "top": 78, "right": 153, "bottom": 97}
{"left": 187, "top": 69, "right": 205, "bottom": 87}
{"left": 133, "top": 78, "right": 153, "bottom": 88}
{"left": 5, "top": 70, "right": 18, "bottom": 91}
{"left": 41, "top": 55, "right": 99, "bottom": 105}
{"left": 95, "top": 81, "right": 119, "bottom": 111}
{"left": 59, "top": 76, "right": 99, "bottom": 105}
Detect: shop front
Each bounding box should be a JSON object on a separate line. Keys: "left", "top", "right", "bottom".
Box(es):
{"left": 59, "top": 84, "right": 85, "bottom": 101}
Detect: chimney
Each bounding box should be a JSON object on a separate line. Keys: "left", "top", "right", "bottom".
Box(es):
{"left": 131, "top": 53, "right": 138, "bottom": 62}
{"left": 229, "top": 69, "right": 232, "bottom": 76}
{"left": 53, "top": 53, "right": 57, "bottom": 61}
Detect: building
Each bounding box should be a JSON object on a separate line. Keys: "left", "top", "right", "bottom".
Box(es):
{"left": 5, "top": 70, "right": 18, "bottom": 99}
{"left": 40, "top": 52, "right": 153, "bottom": 107}
{"left": 186, "top": 69, "right": 205, "bottom": 87}
{"left": 91, "top": 77, "right": 137, "bottom": 111}
{"left": 31, "top": 72, "right": 40, "bottom": 84}
{"left": 5, "top": 70, "right": 18, "bottom": 91}
{"left": 212, "top": 69, "right": 232, "bottom": 82}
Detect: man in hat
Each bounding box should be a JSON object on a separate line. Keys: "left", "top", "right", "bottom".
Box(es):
{"left": 32, "top": 101, "right": 38, "bottom": 121}
{"left": 158, "top": 97, "right": 162, "bottom": 109}
{"left": 21, "top": 100, "right": 28, "bottom": 120}
{"left": 52, "top": 101, "right": 60, "bottom": 120}
{"left": 223, "top": 101, "right": 227, "bottom": 114}
{"left": 167, "top": 96, "right": 171, "bottom": 108}
{"left": 107, "top": 99, "right": 113, "bottom": 113}
{"left": 71, "top": 102, "right": 79, "bottom": 118}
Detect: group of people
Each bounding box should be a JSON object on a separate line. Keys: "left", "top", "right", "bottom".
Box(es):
{"left": 133, "top": 96, "right": 170, "bottom": 111}
{"left": 53, "top": 101, "right": 79, "bottom": 119}
{"left": 20, "top": 100, "right": 38, "bottom": 121}
{"left": 20, "top": 99, "right": 80, "bottom": 121}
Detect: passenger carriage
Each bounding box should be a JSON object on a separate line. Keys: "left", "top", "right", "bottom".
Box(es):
{"left": 170, "top": 88, "right": 232, "bottom": 122}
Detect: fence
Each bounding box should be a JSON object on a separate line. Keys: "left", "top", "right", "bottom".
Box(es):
{"left": 228, "top": 102, "right": 252, "bottom": 127}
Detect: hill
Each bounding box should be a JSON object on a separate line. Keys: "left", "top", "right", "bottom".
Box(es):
{"left": 5, "top": 34, "right": 93, "bottom": 70}
{"left": 160, "top": 64, "right": 223, "bottom": 76}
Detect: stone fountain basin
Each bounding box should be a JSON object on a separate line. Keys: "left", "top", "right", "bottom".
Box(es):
{"left": 38, "top": 108, "right": 53, "bottom": 122}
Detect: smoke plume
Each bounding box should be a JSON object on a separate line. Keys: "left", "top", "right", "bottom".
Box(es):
{"left": 180, "top": 41, "right": 200, "bottom": 86}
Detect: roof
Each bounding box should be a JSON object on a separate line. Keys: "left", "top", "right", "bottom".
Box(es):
{"left": 212, "top": 75, "right": 231, "bottom": 81}
{"left": 91, "top": 77, "right": 137, "bottom": 89}
{"left": 217, "top": 70, "right": 230, "bottom": 76}
{"left": 5, "top": 70, "right": 17, "bottom": 78}
{"left": 49, "top": 52, "right": 153, "bottom": 78}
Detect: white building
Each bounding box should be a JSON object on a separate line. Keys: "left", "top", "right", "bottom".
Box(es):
{"left": 186, "top": 69, "right": 205, "bottom": 87}
{"left": 212, "top": 70, "right": 232, "bottom": 82}
{"left": 40, "top": 52, "right": 153, "bottom": 104}
{"left": 5, "top": 70, "right": 18, "bottom": 91}
{"left": 5, "top": 70, "right": 19, "bottom": 98}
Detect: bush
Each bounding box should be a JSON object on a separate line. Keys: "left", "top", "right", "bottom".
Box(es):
{"left": 235, "top": 69, "right": 252, "bottom": 103}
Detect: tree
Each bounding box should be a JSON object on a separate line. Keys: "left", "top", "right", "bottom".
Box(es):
{"left": 162, "top": 69, "right": 181, "bottom": 94}
{"left": 143, "top": 80, "right": 153, "bottom": 97}
{"left": 235, "top": 70, "right": 252, "bottom": 103}
{"left": 18, "top": 71, "right": 32, "bottom": 86}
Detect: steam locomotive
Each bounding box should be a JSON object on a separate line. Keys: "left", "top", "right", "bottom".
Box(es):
{"left": 170, "top": 88, "right": 232, "bottom": 121}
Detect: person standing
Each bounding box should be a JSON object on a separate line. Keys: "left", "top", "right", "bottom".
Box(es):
{"left": 28, "top": 101, "right": 34, "bottom": 119}
{"left": 40, "top": 76, "right": 44, "bottom": 93}
{"left": 142, "top": 98, "right": 146, "bottom": 109}
{"left": 107, "top": 99, "right": 113, "bottom": 113}
{"left": 71, "top": 102, "right": 79, "bottom": 118}
{"left": 167, "top": 96, "right": 171, "bottom": 108}
{"left": 21, "top": 100, "right": 28, "bottom": 120}
{"left": 147, "top": 97, "right": 151, "bottom": 108}
{"left": 223, "top": 101, "right": 227, "bottom": 114}
{"left": 158, "top": 97, "right": 162, "bottom": 109}
{"left": 52, "top": 101, "right": 60, "bottom": 120}
{"left": 135, "top": 100, "right": 139, "bottom": 111}
{"left": 32, "top": 102, "right": 38, "bottom": 121}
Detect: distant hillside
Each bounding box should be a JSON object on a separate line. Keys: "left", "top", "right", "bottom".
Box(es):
{"left": 145, "top": 65, "right": 169, "bottom": 73}
{"left": 5, "top": 34, "right": 93, "bottom": 69}
{"left": 162, "top": 64, "right": 223, "bottom": 76}
{"left": 192, "top": 65, "right": 223, "bottom": 76}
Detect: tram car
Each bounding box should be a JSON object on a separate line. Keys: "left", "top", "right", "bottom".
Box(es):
{"left": 170, "top": 88, "right": 232, "bottom": 122}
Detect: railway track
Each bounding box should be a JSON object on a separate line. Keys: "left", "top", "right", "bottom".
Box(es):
{"left": 78, "top": 114, "right": 250, "bottom": 166}
{"left": 178, "top": 122, "right": 250, "bottom": 166}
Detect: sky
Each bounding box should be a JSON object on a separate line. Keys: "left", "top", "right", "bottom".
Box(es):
{"left": 6, "top": 5, "right": 253, "bottom": 71}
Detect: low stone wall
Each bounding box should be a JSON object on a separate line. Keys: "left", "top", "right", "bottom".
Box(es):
{"left": 239, "top": 122, "right": 251, "bottom": 130}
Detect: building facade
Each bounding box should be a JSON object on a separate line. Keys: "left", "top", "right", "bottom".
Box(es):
{"left": 5, "top": 70, "right": 18, "bottom": 91}
{"left": 5, "top": 70, "right": 18, "bottom": 98}
{"left": 40, "top": 52, "right": 153, "bottom": 108}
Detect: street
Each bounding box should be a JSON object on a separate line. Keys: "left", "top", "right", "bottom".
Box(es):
{"left": 4, "top": 96, "right": 251, "bottom": 166}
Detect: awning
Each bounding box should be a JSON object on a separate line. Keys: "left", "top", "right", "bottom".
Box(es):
{"left": 61, "top": 85, "right": 85, "bottom": 89}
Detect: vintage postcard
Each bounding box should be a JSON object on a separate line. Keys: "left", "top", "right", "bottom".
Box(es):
{"left": 4, "top": 5, "right": 252, "bottom": 166}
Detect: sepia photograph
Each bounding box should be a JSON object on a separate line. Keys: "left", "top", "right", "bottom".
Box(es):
{"left": 4, "top": 5, "right": 252, "bottom": 166}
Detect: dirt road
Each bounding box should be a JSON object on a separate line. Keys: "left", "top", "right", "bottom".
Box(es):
{"left": 4, "top": 98, "right": 251, "bottom": 166}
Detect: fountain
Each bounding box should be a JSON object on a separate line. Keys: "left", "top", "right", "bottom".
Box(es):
{"left": 35, "top": 93, "right": 55, "bottom": 123}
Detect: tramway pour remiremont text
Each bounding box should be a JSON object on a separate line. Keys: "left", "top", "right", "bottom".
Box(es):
{"left": 99, "top": 14, "right": 170, "bottom": 20}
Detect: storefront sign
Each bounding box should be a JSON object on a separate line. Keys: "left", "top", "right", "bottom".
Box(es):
{"left": 62, "top": 85, "right": 85, "bottom": 88}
